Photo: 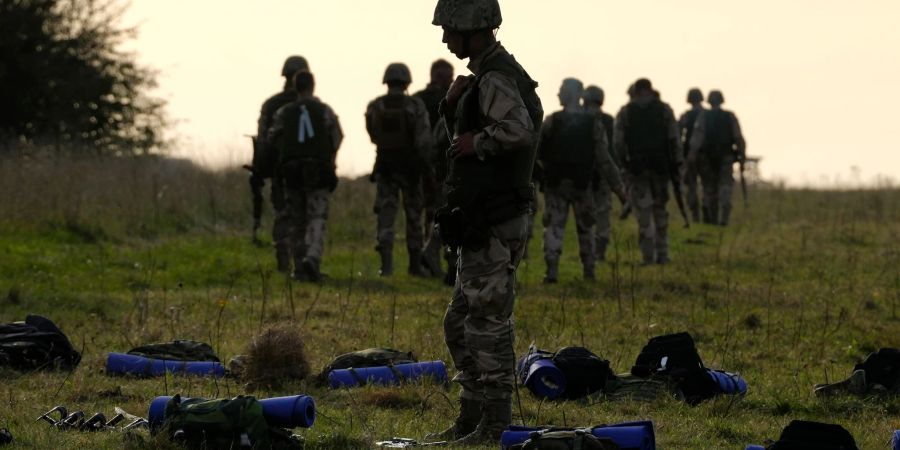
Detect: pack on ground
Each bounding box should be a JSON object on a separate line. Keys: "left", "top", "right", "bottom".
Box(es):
{"left": 747, "top": 420, "right": 858, "bottom": 450}
{"left": 315, "top": 348, "right": 416, "bottom": 384}
{"left": 127, "top": 340, "right": 220, "bottom": 362}
{"left": 0, "top": 314, "right": 81, "bottom": 371}
{"left": 815, "top": 347, "right": 900, "bottom": 396}
{"left": 162, "top": 395, "right": 302, "bottom": 450}
{"left": 551, "top": 347, "right": 616, "bottom": 400}
{"left": 511, "top": 429, "right": 620, "bottom": 450}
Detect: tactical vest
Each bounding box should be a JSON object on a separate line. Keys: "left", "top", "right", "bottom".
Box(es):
{"left": 448, "top": 47, "right": 543, "bottom": 220}
{"left": 277, "top": 99, "right": 336, "bottom": 190}
{"left": 414, "top": 85, "right": 447, "bottom": 129}
{"left": 624, "top": 100, "right": 669, "bottom": 173}
{"left": 371, "top": 94, "right": 416, "bottom": 161}
{"left": 254, "top": 89, "right": 297, "bottom": 178}
{"left": 702, "top": 109, "right": 735, "bottom": 156}
{"left": 540, "top": 110, "right": 596, "bottom": 188}
{"left": 599, "top": 112, "right": 614, "bottom": 149}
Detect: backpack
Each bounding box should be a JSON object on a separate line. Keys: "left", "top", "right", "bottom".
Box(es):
{"left": 631, "top": 333, "right": 721, "bottom": 405}
{"left": 551, "top": 347, "right": 616, "bottom": 400}
{"left": 162, "top": 395, "right": 302, "bottom": 450}
{"left": 853, "top": 348, "right": 900, "bottom": 391}
{"left": 511, "top": 429, "right": 620, "bottom": 450}
{"left": 315, "top": 348, "right": 416, "bottom": 385}
{"left": 127, "top": 340, "right": 220, "bottom": 362}
{"left": 766, "top": 420, "right": 858, "bottom": 450}
{"left": 0, "top": 315, "right": 81, "bottom": 371}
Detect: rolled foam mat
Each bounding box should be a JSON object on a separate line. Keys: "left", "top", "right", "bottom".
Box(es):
{"left": 745, "top": 446, "right": 766, "bottom": 450}
{"left": 149, "top": 395, "right": 315, "bottom": 429}
{"left": 501, "top": 420, "right": 656, "bottom": 450}
{"left": 523, "top": 359, "right": 567, "bottom": 399}
{"left": 893, "top": 430, "right": 900, "bottom": 450}
{"left": 708, "top": 369, "right": 748, "bottom": 395}
{"left": 327, "top": 361, "right": 447, "bottom": 388}
{"left": 106, "top": 353, "right": 224, "bottom": 377}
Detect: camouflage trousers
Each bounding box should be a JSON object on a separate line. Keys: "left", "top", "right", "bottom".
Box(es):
{"left": 593, "top": 180, "right": 613, "bottom": 261}
{"left": 374, "top": 175, "right": 424, "bottom": 254}
{"left": 628, "top": 171, "right": 670, "bottom": 264}
{"left": 542, "top": 180, "right": 596, "bottom": 268}
{"left": 444, "top": 214, "right": 528, "bottom": 402}
{"left": 697, "top": 154, "right": 736, "bottom": 225}
{"left": 683, "top": 162, "right": 701, "bottom": 221}
{"left": 278, "top": 188, "right": 330, "bottom": 267}
{"left": 269, "top": 177, "right": 292, "bottom": 268}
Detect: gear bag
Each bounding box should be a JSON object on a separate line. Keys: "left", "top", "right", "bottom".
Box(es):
{"left": 552, "top": 347, "right": 615, "bottom": 400}
{"left": 315, "top": 348, "right": 416, "bottom": 385}
{"left": 127, "top": 340, "right": 220, "bottom": 362}
{"left": 0, "top": 315, "right": 81, "bottom": 371}
{"left": 765, "top": 420, "right": 858, "bottom": 450}
{"left": 630, "top": 332, "right": 720, "bottom": 405}
{"left": 511, "top": 429, "right": 620, "bottom": 450}
{"left": 371, "top": 95, "right": 415, "bottom": 154}
{"left": 540, "top": 111, "right": 597, "bottom": 189}
{"left": 853, "top": 348, "right": 900, "bottom": 391}
{"left": 624, "top": 100, "right": 669, "bottom": 174}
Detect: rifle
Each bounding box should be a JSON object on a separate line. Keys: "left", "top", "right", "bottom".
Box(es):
{"left": 245, "top": 135, "right": 264, "bottom": 246}
{"left": 667, "top": 143, "right": 690, "bottom": 229}
{"left": 739, "top": 157, "right": 749, "bottom": 208}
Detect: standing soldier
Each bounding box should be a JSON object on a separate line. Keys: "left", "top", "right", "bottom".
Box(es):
{"left": 615, "top": 79, "right": 682, "bottom": 265}
{"left": 689, "top": 90, "right": 746, "bottom": 226}
{"left": 268, "top": 72, "right": 343, "bottom": 282}
{"left": 366, "top": 63, "right": 433, "bottom": 277}
{"left": 679, "top": 88, "right": 705, "bottom": 222}
{"left": 255, "top": 55, "right": 310, "bottom": 273}
{"left": 414, "top": 59, "right": 455, "bottom": 279}
{"left": 583, "top": 85, "right": 627, "bottom": 264}
{"left": 428, "top": 0, "right": 542, "bottom": 445}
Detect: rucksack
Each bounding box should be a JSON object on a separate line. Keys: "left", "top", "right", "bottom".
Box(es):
{"left": 0, "top": 315, "right": 81, "bottom": 371}
{"left": 162, "top": 395, "right": 302, "bottom": 450}
{"left": 315, "top": 348, "right": 416, "bottom": 385}
{"left": 511, "top": 429, "right": 620, "bottom": 450}
{"left": 127, "top": 340, "right": 220, "bottom": 362}
{"left": 631, "top": 333, "right": 721, "bottom": 405}
{"left": 766, "top": 420, "right": 858, "bottom": 450}
{"left": 854, "top": 348, "right": 900, "bottom": 391}
{"left": 551, "top": 347, "right": 616, "bottom": 400}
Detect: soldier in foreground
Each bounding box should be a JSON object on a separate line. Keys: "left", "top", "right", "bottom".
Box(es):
{"left": 679, "top": 88, "right": 705, "bottom": 222}
{"left": 689, "top": 90, "right": 746, "bottom": 226}
{"left": 414, "top": 59, "right": 455, "bottom": 280}
{"left": 365, "top": 63, "right": 432, "bottom": 277}
{"left": 255, "top": 56, "right": 309, "bottom": 272}
{"left": 429, "top": 0, "right": 542, "bottom": 445}
{"left": 615, "top": 79, "right": 683, "bottom": 265}
{"left": 268, "top": 71, "right": 343, "bottom": 282}
{"left": 582, "top": 85, "right": 627, "bottom": 264}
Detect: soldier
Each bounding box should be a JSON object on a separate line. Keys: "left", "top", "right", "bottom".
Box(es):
{"left": 679, "top": 88, "right": 705, "bottom": 222}
{"left": 255, "top": 56, "right": 309, "bottom": 273}
{"left": 427, "top": 0, "right": 542, "bottom": 445}
{"left": 689, "top": 90, "right": 746, "bottom": 226}
{"left": 365, "top": 63, "right": 433, "bottom": 277}
{"left": 615, "top": 79, "right": 683, "bottom": 265}
{"left": 583, "top": 85, "right": 627, "bottom": 264}
{"left": 267, "top": 71, "right": 343, "bottom": 282}
{"left": 414, "top": 59, "right": 455, "bottom": 280}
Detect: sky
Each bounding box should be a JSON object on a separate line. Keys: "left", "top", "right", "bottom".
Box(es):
{"left": 122, "top": 0, "right": 900, "bottom": 187}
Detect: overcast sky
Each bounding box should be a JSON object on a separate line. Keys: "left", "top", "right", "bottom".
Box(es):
{"left": 122, "top": 0, "right": 900, "bottom": 187}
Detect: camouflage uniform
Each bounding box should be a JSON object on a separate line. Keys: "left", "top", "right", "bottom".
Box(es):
{"left": 689, "top": 92, "right": 746, "bottom": 226}
{"left": 583, "top": 86, "right": 625, "bottom": 263}
{"left": 268, "top": 88, "right": 343, "bottom": 282}
{"left": 615, "top": 84, "right": 682, "bottom": 265}
{"left": 365, "top": 72, "right": 433, "bottom": 276}
{"left": 679, "top": 89, "right": 705, "bottom": 223}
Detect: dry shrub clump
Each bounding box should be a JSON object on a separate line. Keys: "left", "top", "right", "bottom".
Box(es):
{"left": 243, "top": 323, "right": 311, "bottom": 388}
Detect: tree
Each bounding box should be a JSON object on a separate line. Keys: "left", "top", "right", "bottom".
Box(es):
{"left": 0, "top": 0, "right": 166, "bottom": 155}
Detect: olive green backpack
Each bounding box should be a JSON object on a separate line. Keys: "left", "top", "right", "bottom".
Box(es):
{"left": 511, "top": 429, "right": 620, "bottom": 450}
{"left": 163, "top": 395, "right": 301, "bottom": 449}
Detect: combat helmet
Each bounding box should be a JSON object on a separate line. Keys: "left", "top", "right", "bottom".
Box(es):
{"left": 282, "top": 56, "right": 309, "bottom": 77}
{"left": 383, "top": 63, "right": 412, "bottom": 84}
{"left": 687, "top": 88, "right": 704, "bottom": 104}
{"left": 433, "top": 0, "right": 502, "bottom": 32}
{"left": 583, "top": 86, "right": 605, "bottom": 105}
{"left": 708, "top": 90, "right": 725, "bottom": 106}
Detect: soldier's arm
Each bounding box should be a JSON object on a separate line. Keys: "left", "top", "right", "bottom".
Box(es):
{"left": 257, "top": 100, "right": 272, "bottom": 147}
{"left": 595, "top": 119, "right": 625, "bottom": 192}
{"left": 688, "top": 112, "right": 706, "bottom": 160}
{"left": 665, "top": 105, "right": 684, "bottom": 167}
{"left": 472, "top": 72, "right": 536, "bottom": 159}
{"left": 731, "top": 112, "right": 747, "bottom": 160}
{"left": 324, "top": 105, "right": 344, "bottom": 161}
{"left": 364, "top": 100, "right": 378, "bottom": 144}
{"left": 267, "top": 105, "right": 287, "bottom": 150}
{"left": 613, "top": 108, "right": 628, "bottom": 168}
{"left": 410, "top": 97, "right": 434, "bottom": 161}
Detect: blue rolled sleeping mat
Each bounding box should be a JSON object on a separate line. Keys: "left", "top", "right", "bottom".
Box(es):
{"left": 106, "top": 352, "right": 225, "bottom": 377}
{"left": 501, "top": 421, "right": 656, "bottom": 450}
{"left": 516, "top": 351, "right": 566, "bottom": 400}
{"left": 707, "top": 369, "right": 748, "bottom": 395}
{"left": 327, "top": 360, "right": 448, "bottom": 388}
{"left": 744, "top": 446, "right": 766, "bottom": 450}
{"left": 893, "top": 430, "right": 900, "bottom": 450}
{"left": 148, "top": 395, "right": 316, "bottom": 430}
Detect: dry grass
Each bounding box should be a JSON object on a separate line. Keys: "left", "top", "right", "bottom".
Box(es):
{"left": 242, "top": 322, "right": 311, "bottom": 389}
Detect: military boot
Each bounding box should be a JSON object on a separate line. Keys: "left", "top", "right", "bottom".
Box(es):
{"left": 639, "top": 240, "right": 656, "bottom": 266}
{"left": 275, "top": 248, "right": 291, "bottom": 273}
{"left": 583, "top": 263, "right": 596, "bottom": 281}
{"left": 701, "top": 206, "right": 714, "bottom": 225}
{"left": 452, "top": 400, "right": 511, "bottom": 446}
{"left": 595, "top": 237, "right": 610, "bottom": 262}
{"left": 301, "top": 257, "right": 323, "bottom": 283}
{"left": 424, "top": 397, "right": 482, "bottom": 442}
{"left": 543, "top": 258, "right": 559, "bottom": 284}
{"left": 708, "top": 204, "right": 720, "bottom": 225}
{"left": 377, "top": 246, "right": 393, "bottom": 277}
{"left": 408, "top": 249, "right": 428, "bottom": 278}
{"left": 719, "top": 205, "right": 732, "bottom": 227}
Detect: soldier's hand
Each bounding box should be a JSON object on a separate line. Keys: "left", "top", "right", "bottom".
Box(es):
{"left": 446, "top": 75, "right": 474, "bottom": 109}
{"left": 450, "top": 132, "right": 476, "bottom": 160}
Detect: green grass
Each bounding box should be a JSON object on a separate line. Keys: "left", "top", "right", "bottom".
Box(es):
{"left": 1, "top": 156, "right": 899, "bottom": 449}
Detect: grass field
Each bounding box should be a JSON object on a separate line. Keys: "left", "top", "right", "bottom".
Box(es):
{"left": 1, "top": 155, "right": 899, "bottom": 449}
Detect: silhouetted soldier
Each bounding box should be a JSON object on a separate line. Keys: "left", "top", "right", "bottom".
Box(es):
{"left": 428, "top": 0, "right": 542, "bottom": 445}
{"left": 414, "top": 59, "right": 455, "bottom": 279}
{"left": 615, "top": 79, "right": 682, "bottom": 265}
{"left": 268, "top": 71, "right": 343, "bottom": 282}
{"left": 256, "top": 56, "right": 309, "bottom": 272}
{"left": 365, "top": 63, "right": 433, "bottom": 277}
{"left": 679, "top": 88, "right": 705, "bottom": 222}
{"left": 689, "top": 90, "right": 746, "bottom": 226}
{"left": 583, "top": 85, "right": 627, "bottom": 264}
